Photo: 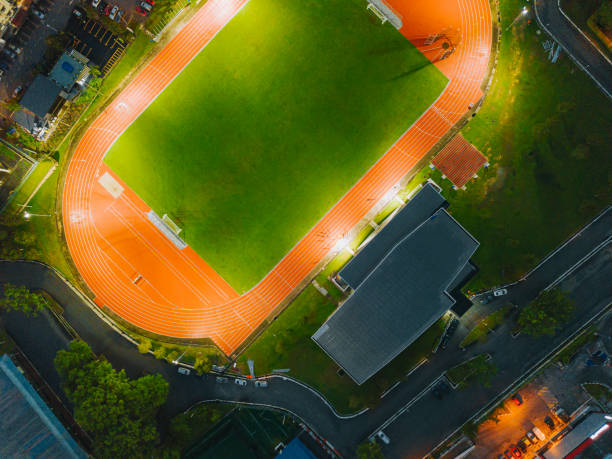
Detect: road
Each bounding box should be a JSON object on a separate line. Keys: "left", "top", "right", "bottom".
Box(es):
{"left": 1, "top": 207, "right": 611, "bottom": 456}
{"left": 534, "top": 0, "right": 612, "bottom": 99}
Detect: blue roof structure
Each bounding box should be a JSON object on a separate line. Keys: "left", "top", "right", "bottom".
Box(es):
{"left": 48, "top": 52, "right": 85, "bottom": 91}
{"left": 0, "top": 354, "right": 87, "bottom": 458}
{"left": 276, "top": 437, "right": 317, "bottom": 459}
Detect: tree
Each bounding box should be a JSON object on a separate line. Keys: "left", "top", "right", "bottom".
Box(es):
{"left": 153, "top": 346, "right": 167, "bottom": 360}
{"left": 0, "top": 284, "right": 47, "bottom": 316}
{"left": 54, "top": 340, "right": 169, "bottom": 457}
{"left": 518, "top": 288, "right": 575, "bottom": 337}
{"left": 74, "top": 67, "right": 102, "bottom": 106}
{"left": 356, "top": 441, "right": 384, "bottom": 459}
{"left": 138, "top": 338, "right": 152, "bottom": 354}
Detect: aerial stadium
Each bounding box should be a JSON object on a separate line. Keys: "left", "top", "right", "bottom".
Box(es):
{"left": 62, "top": 0, "right": 492, "bottom": 355}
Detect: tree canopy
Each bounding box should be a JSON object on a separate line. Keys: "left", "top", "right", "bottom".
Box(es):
{"left": 0, "top": 283, "right": 47, "bottom": 316}
{"left": 54, "top": 340, "right": 169, "bottom": 457}
{"left": 518, "top": 288, "right": 575, "bottom": 337}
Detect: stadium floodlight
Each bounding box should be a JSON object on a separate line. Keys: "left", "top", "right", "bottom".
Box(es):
{"left": 333, "top": 236, "right": 350, "bottom": 253}
{"left": 522, "top": 6, "right": 528, "bottom": 15}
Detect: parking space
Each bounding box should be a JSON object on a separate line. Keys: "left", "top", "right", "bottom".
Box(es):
{"left": 65, "top": 13, "right": 126, "bottom": 74}
{"left": 0, "top": 0, "right": 77, "bottom": 103}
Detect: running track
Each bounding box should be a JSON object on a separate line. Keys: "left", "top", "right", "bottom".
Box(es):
{"left": 63, "top": 0, "right": 492, "bottom": 355}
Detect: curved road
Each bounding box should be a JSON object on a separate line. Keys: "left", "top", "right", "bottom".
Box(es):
{"left": 534, "top": 0, "right": 612, "bottom": 99}
{"left": 2, "top": 207, "right": 611, "bottom": 457}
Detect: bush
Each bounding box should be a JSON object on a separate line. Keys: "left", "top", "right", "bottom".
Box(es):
{"left": 138, "top": 338, "right": 152, "bottom": 354}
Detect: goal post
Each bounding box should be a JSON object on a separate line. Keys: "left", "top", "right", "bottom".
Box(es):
{"left": 162, "top": 213, "right": 182, "bottom": 235}
{"left": 366, "top": 0, "right": 403, "bottom": 30}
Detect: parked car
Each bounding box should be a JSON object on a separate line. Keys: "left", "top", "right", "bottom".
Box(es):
{"left": 0, "top": 60, "right": 10, "bottom": 71}
{"left": 510, "top": 445, "right": 522, "bottom": 458}
{"left": 511, "top": 392, "right": 523, "bottom": 405}
{"left": 544, "top": 416, "right": 555, "bottom": 430}
{"left": 7, "top": 44, "right": 22, "bottom": 55}
{"left": 73, "top": 7, "right": 86, "bottom": 18}
{"left": 526, "top": 430, "right": 538, "bottom": 444}
{"left": 92, "top": 0, "right": 101, "bottom": 7}
{"left": 12, "top": 86, "right": 22, "bottom": 97}
{"left": 144, "top": 0, "right": 155, "bottom": 4}
{"left": 177, "top": 367, "right": 190, "bottom": 375}
{"left": 503, "top": 449, "right": 512, "bottom": 459}
{"left": 215, "top": 376, "right": 228, "bottom": 383}
{"left": 3, "top": 48, "right": 16, "bottom": 61}
{"left": 494, "top": 288, "right": 508, "bottom": 296}
{"left": 532, "top": 427, "right": 546, "bottom": 441}
{"left": 448, "top": 318, "right": 459, "bottom": 335}
{"left": 376, "top": 431, "right": 390, "bottom": 444}
{"left": 254, "top": 380, "right": 268, "bottom": 388}
{"left": 135, "top": 5, "right": 148, "bottom": 15}
{"left": 140, "top": 1, "right": 153, "bottom": 12}
{"left": 440, "top": 334, "right": 450, "bottom": 350}
{"left": 32, "top": 8, "right": 45, "bottom": 19}
{"left": 104, "top": 4, "right": 112, "bottom": 15}
{"left": 234, "top": 378, "right": 247, "bottom": 386}
{"left": 554, "top": 406, "right": 570, "bottom": 423}
{"left": 481, "top": 294, "right": 494, "bottom": 304}
{"left": 109, "top": 5, "right": 119, "bottom": 20}
{"left": 516, "top": 440, "right": 528, "bottom": 453}
{"left": 114, "top": 9, "right": 122, "bottom": 22}
{"left": 432, "top": 381, "right": 450, "bottom": 399}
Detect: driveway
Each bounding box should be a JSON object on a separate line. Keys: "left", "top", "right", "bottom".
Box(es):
{"left": 0, "top": 207, "right": 611, "bottom": 457}
{"left": 534, "top": 0, "right": 612, "bottom": 99}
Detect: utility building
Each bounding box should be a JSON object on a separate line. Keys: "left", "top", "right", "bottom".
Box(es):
{"left": 313, "top": 183, "right": 479, "bottom": 385}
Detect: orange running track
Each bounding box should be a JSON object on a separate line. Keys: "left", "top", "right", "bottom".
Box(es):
{"left": 63, "top": 0, "right": 492, "bottom": 355}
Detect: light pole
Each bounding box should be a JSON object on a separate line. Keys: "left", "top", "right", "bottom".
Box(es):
{"left": 506, "top": 6, "right": 529, "bottom": 32}
{"left": 24, "top": 211, "right": 51, "bottom": 219}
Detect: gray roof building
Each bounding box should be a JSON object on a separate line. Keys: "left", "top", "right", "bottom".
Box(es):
{"left": 313, "top": 184, "right": 479, "bottom": 385}
{"left": 18, "top": 74, "right": 61, "bottom": 119}
{"left": 0, "top": 354, "right": 87, "bottom": 458}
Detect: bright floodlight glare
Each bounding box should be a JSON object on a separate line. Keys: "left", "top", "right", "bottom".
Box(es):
{"left": 23, "top": 211, "right": 30, "bottom": 219}
{"left": 606, "top": 415, "right": 612, "bottom": 421}
{"left": 522, "top": 6, "right": 528, "bottom": 14}
{"left": 334, "top": 237, "right": 350, "bottom": 252}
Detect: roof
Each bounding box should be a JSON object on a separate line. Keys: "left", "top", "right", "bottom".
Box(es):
{"left": 19, "top": 75, "right": 61, "bottom": 118}
{"left": 48, "top": 52, "right": 86, "bottom": 91}
{"left": 313, "top": 208, "right": 479, "bottom": 385}
{"left": 432, "top": 134, "right": 487, "bottom": 188}
{"left": 0, "top": 354, "right": 87, "bottom": 458}
{"left": 543, "top": 413, "right": 612, "bottom": 459}
{"left": 276, "top": 438, "right": 317, "bottom": 459}
{"left": 338, "top": 182, "right": 446, "bottom": 289}
{"left": 13, "top": 109, "right": 38, "bottom": 133}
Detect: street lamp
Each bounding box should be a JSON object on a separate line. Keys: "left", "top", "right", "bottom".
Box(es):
{"left": 24, "top": 211, "right": 51, "bottom": 219}
{"left": 506, "top": 7, "right": 529, "bottom": 32}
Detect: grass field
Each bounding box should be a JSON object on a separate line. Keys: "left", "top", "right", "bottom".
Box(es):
{"left": 402, "top": 0, "right": 612, "bottom": 290}
{"left": 104, "top": 0, "right": 447, "bottom": 292}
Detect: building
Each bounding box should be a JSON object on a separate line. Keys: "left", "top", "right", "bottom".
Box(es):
{"left": 0, "top": 0, "right": 18, "bottom": 39}
{"left": 0, "top": 354, "right": 87, "bottom": 458}
{"left": 14, "top": 49, "right": 90, "bottom": 139}
{"left": 543, "top": 412, "right": 612, "bottom": 459}
{"left": 312, "top": 183, "right": 479, "bottom": 385}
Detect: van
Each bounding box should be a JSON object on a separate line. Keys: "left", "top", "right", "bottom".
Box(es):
{"left": 533, "top": 426, "right": 546, "bottom": 441}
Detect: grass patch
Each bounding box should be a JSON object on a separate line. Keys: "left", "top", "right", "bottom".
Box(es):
{"left": 447, "top": 354, "right": 497, "bottom": 388}
{"left": 583, "top": 383, "right": 612, "bottom": 404}
{"left": 5, "top": 160, "right": 54, "bottom": 215}
{"left": 373, "top": 199, "right": 401, "bottom": 225}
{"left": 350, "top": 224, "right": 375, "bottom": 251}
{"left": 556, "top": 326, "right": 597, "bottom": 365}
{"left": 460, "top": 305, "right": 513, "bottom": 347}
{"left": 104, "top": 0, "right": 447, "bottom": 292}
{"left": 238, "top": 285, "right": 446, "bottom": 413}
{"left": 406, "top": 0, "right": 612, "bottom": 291}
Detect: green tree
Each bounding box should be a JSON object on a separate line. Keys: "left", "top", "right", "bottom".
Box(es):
{"left": 0, "top": 284, "right": 47, "bottom": 316}
{"left": 518, "top": 289, "right": 575, "bottom": 336}
{"left": 74, "top": 67, "right": 102, "bottom": 106}
{"left": 54, "top": 340, "right": 169, "bottom": 457}
{"left": 356, "top": 441, "right": 384, "bottom": 459}
{"left": 154, "top": 346, "right": 167, "bottom": 360}
{"left": 138, "top": 338, "right": 152, "bottom": 354}
{"left": 462, "top": 357, "right": 498, "bottom": 388}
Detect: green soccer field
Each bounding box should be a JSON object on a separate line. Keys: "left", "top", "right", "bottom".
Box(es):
{"left": 104, "top": 0, "right": 447, "bottom": 292}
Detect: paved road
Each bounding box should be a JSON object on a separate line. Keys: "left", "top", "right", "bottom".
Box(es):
{"left": 0, "top": 208, "right": 611, "bottom": 457}
{"left": 534, "top": 0, "right": 612, "bottom": 99}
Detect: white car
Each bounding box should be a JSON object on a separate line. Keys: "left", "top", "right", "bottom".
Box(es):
{"left": 493, "top": 288, "right": 508, "bottom": 296}
{"left": 92, "top": 0, "right": 101, "bottom": 7}
{"left": 177, "top": 367, "right": 190, "bottom": 375}
{"left": 109, "top": 5, "right": 119, "bottom": 20}
{"left": 376, "top": 431, "right": 390, "bottom": 444}
{"left": 254, "top": 380, "right": 268, "bottom": 388}
{"left": 234, "top": 378, "right": 247, "bottom": 386}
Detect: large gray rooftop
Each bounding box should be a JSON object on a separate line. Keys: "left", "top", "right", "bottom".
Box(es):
{"left": 313, "top": 204, "right": 478, "bottom": 385}
{"left": 19, "top": 75, "right": 61, "bottom": 119}
{"left": 0, "top": 354, "right": 86, "bottom": 458}
{"left": 338, "top": 182, "right": 446, "bottom": 289}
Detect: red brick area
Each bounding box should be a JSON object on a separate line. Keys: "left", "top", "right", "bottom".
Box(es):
{"left": 432, "top": 134, "right": 487, "bottom": 188}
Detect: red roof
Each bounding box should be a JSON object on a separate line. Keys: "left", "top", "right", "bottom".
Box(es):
{"left": 432, "top": 134, "right": 487, "bottom": 188}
